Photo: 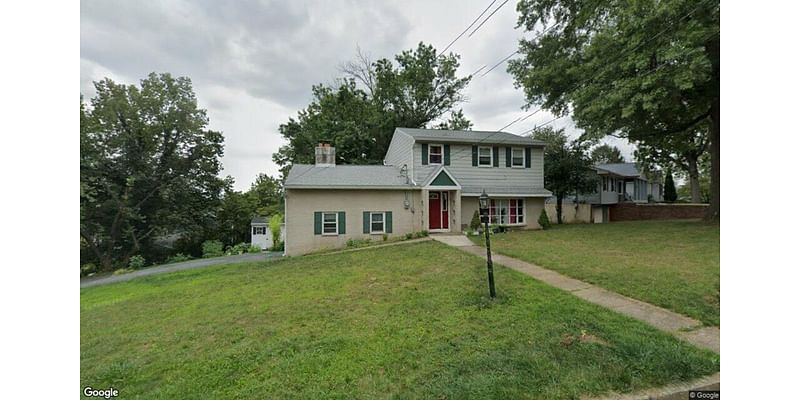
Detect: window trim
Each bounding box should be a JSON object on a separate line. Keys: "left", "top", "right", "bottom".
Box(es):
{"left": 510, "top": 147, "right": 524, "bottom": 168}
{"left": 322, "top": 212, "right": 339, "bottom": 236}
{"left": 252, "top": 226, "right": 266, "bottom": 235}
{"left": 488, "top": 198, "right": 526, "bottom": 225}
{"left": 369, "top": 212, "right": 385, "bottom": 234}
{"left": 477, "top": 146, "right": 493, "bottom": 167}
{"left": 428, "top": 143, "right": 444, "bottom": 165}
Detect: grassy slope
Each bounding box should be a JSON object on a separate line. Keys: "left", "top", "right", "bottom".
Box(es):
{"left": 81, "top": 241, "right": 718, "bottom": 399}
{"left": 477, "top": 220, "right": 720, "bottom": 326}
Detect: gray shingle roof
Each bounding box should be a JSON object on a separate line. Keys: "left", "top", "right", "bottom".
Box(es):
{"left": 285, "top": 164, "right": 413, "bottom": 189}
{"left": 396, "top": 127, "right": 546, "bottom": 146}
{"left": 251, "top": 216, "right": 268, "bottom": 224}
{"left": 461, "top": 186, "right": 552, "bottom": 197}
{"left": 594, "top": 163, "right": 641, "bottom": 178}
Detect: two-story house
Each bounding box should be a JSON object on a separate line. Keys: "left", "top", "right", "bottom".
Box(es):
{"left": 282, "top": 128, "right": 551, "bottom": 256}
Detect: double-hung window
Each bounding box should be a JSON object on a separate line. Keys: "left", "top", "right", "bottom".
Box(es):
{"left": 478, "top": 146, "right": 492, "bottom": 167}
{"left": 322, "top": 212, "right": 338, "bottom": 235}
{"left": 370, "top": 212, "right": 385, "bottom": 234}
{"left": 511, "top": 147, "right": 524, "bottom": 167}
{"left": 429, "top": 144, "right": 443, "bottom": 164}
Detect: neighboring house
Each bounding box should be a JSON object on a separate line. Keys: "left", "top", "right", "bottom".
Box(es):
{"left": 585, "top": 163, "right": 664, "bottom": 223}
{"left": 283, "top": 128, "right": 552, "bottom": 256}
{"left": 250, "top": 216, "right": 285, "bottom": 250}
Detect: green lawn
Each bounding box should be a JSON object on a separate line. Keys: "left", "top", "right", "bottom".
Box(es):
{"left": 81, "top": 241, "right": 718, "bottom": 399}
{"left": 474, "top": 220, "right": 720, "bottom": 326}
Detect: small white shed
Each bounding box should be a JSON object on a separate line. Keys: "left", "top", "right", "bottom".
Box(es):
{"left": 250, "top": 216, "right": 286, "bottom": 250}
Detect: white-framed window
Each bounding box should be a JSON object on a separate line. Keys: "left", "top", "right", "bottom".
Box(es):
{"left": 322, "top": 212, "right": 338, "bottom": 235}
{"left": 488, "top": 199, "right": 525, "bottom": 225}
{"left": 511, "top": 147, "right": 524, "bottom": 167}
{"left": 478, "top": 146, "right": 492, "bottom": 167}
{"left": 252, "top": 226, "right": 266, "bottom": 235}
{"left": 370, "top": 212, "right": 385, "bottom": 234}
{"left": 429, "top": 144, "right": 443, "bottom": 164}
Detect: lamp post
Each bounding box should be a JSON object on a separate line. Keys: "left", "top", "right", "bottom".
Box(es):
{"left": 479, "top": 189, "right": 496, "bottom": 298}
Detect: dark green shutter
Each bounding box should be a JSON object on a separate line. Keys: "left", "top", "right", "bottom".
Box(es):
{"left": 363, "top": 211, "right": 370, "bottom": 233}
{"left": 421, "top": 143, "right": 428, "bottom": 165}
{"left": 444, "top": 145, "right": 450, "bottom": 165}
{"left": 492, "top": 146, "right": 499, "bottom": 167}
{"left": 505, "top": 147, "right": 512, "bottom": 167}
{"left": 314, "top": 212, "right": 322, "bottom": 235}
{"left": 385, "top": 212, "right": 392, "bottom": 233}
{"left": 471, "top": 145, "right": 478, "bottom": 166}
{"left": 525, "top": 147, "right": 532, "bottom": 168}
{"left": 338, "top": 212, "right": 346, "bottom": 234}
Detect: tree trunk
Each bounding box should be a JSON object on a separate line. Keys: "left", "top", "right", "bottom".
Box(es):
{"left": 687, "top": 157, "right": 702, "bottom": 203}
{"left": 704, "top": 33, "right": 720, "bottom": 222}
{"left": 556, "top": 195, "right": 564, "bottom": 224}
{"left": 704, "top": 97, "right": 720, "bottom": 221}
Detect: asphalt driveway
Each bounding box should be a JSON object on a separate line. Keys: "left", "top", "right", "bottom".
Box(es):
{"left": 80, "top": 252, "right": 283, "bottom": 289}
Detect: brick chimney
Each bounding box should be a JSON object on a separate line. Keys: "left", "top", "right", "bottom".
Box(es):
{"left": 314, "top": 142, "right": 335, "bottom": 167}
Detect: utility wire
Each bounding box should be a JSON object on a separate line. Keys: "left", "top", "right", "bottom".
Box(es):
{"left": 441, "top": 0, "right": 498, "bottom": 54}
{"left": 468, "top": 0, "right": 511, "bottom": 38}
{"left": 480, "top": 50, "right": 518, "bottom": 77}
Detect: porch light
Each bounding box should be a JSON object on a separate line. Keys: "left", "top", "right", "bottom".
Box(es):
{"left": 479, "top": 189, "right": 489, "bottom": 210}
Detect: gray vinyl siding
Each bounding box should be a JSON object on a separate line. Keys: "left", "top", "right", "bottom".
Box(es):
{"left": 383, "top": 131, "right": 415, "bottom": 175}
{"left": 412, "top": 142, "right": 545, "bottom": 194}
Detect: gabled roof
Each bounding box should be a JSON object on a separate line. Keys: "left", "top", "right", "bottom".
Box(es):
{"left": 285, "top": 164, "right": 413, "bottom": 189}
{"left": 395, "top": 127, "right": 546, "bottom": 146}
{"left": 251, "top": 216, "right": 268, "bottom": 224}
{"left": 420, "top": 166, "right": 461, "bottom": 189}
{"left": 593, "top": 163, "right": 642, "bottom": 178}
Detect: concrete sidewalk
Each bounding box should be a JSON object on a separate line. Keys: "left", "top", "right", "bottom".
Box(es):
{"left": 431, "top": 234, "right": 719, "bottom": 354}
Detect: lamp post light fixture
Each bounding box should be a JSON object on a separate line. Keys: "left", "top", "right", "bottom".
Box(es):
{"left": 478, "top": 189, "right": 496, "bottom": 298}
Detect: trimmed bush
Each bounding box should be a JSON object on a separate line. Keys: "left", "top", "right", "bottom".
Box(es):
{"left": 538, "top": 209, "right": 551, "bottom": 230}
{"left": 128, "top": 255, "right": 146, "bottom": 269}
{"left": 226, "top": 242, "right": 252, "bottom": 255}
{"left": 470, "top": 210, "right": 481, "bottom": 231}
{"left": 202, "top": 240, "right": 224, "bottom": 258}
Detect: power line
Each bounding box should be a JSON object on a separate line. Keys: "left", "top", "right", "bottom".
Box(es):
{"left": 441, "top": 0, "right": 498, "bottom": 54}
{"left": 469, "top": 65, "right": 487, "bottom": 77}
{"left": 480, "top": 50, "right": 518, "bottom": 77}
{"left": 468, "top": 0, "right": 511, "bottom": 38}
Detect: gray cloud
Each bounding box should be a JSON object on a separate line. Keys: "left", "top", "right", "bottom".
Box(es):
{"left": 81, "top": 0, "right": 633, "bottom": 189}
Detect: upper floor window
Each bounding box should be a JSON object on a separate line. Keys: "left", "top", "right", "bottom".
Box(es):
{"left": 511, "top": 148, "right": 524, "bottom": 167}
{"left": 478, "top": 146, "right": 492, "bottom": 167}
{"left": 429, "top": 144, "right": 443, "bottom": 164}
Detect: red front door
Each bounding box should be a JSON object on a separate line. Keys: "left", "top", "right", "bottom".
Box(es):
{"left": 429, "top": 192, "right": 441, "bottom": 229}
{"left": 428, "top": 192, "right": 449, "bottom": 230}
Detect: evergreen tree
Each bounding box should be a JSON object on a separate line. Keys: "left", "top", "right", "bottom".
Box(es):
{"left": 664, "top": 169, "right": 678, "bottom": 202}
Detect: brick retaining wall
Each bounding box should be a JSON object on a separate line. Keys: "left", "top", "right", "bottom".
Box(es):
{"left": 609, "top": 203, "right": 708, "bottom": 222}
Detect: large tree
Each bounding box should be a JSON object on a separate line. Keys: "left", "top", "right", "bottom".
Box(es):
{"left": 634, "top": 126, "right": 708, "bottom": 203}
{"left": 80, "top": 73, "right": 226, "bottom": 270}
{"left": 590, "top": 144, "right": 625, "bottom": 164}
{"left": 273, "top": 43, "right": 471, "bottom": 179}
{"left": 532, "top": 127, "right": 597, "bottom": 224}
{"left": 509, "top": 0, "right": 719, "bottom": 221}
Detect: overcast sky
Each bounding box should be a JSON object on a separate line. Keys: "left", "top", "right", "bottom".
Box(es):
{"left": 81, "top": 0, "right": 634, "bottom": 191}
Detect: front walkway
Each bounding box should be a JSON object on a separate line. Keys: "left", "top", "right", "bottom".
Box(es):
{"left": 80, "top": 252, "right": 283, "bottom": 289}
{"left": 432, "top": 234, "right": 720, "bottom": 354}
